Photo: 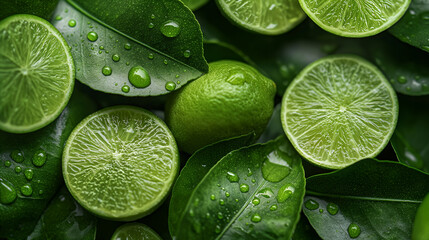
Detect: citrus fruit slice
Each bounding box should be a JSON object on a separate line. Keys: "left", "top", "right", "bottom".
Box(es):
{"left": 281, "top": 55, "right": 398, "bottom": 169}
{"left": 298, "top": 0, "right": 411, "bottom": 37}
{"left": 0, "top": 14, "right": 74, "bottom": 133}
{"left": 111, "top": 223, "right": 162, "bottom": 240}
{"left": 63, "top": 106, "right": 179, "bottom": 221}
{"left": 216, "top": 0, "right": 306, "bottom": 35}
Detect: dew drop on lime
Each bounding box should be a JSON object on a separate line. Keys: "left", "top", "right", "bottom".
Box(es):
{"left": 0, "top": 178, "right": 17, "bottom": 204}
{"left": 262, "top": 151, "right": 292, "bottom": 182}
{"left": 14, "top": 166, "right": 22, "bottom": 173}
{"left": 11, "top": 150, "right": 24, "bottom": 163}
{"left": 184, "top": 50, "right": 191, "bottom": 58}
{"left": 124, "top": 43, "right": 131, "bottom": 50}
{"left": 348, "top": 223, "right": 361, "bottom": 238}
{"left": 121, "top": 85, "right": 130, "bottom": 93}
{"left": 251, "top": 213, "right": 262, "bottom": 223}
{"left": 327, "top": 202, "right": 339, "bottom": 215}
{"left": 215, "top": 225, "right": 221, "bottom": 234}
{"left": 4, "top": 161, "right": 11, "bottom": 167}
{"left": 305, "top": 199, "right": 319, "bottom": 210}
{"left": 219, "top": 199, "right": 225, "bottom": 206}
{"left": 270, "top": 205, "right": 278, "bottom": 211}
{"left": 128, "top": 66, "right": 151, "bottom": 88}
{"left": 226, "top": 171, "right": 239, "bottom": 182}
{"left": 217, "top": 212, "right": 224, "bottom": 219}
{"left": 160, "top": 20, "right": 180, "bottom": 38}
{"left": 258, "top": 188, "right": 274, "bottom": 198}
{"left": 24, "top": 169, "right": 34, "bottom": 181}
{"left": 112, "top": 54, "right": 120, "bottom": 62}
{"left": 165, "top": 81, "right": 176, "bottom": 91}
{"left": 87, "top": 31, "right": 98, "bottom": 42}
{"left": 398, "top": 76, "right": 407, "bottom": 84}
{"left": 102, "top": 66, "right": 112, "bottom": 76}
{"left": 148, "top": 53, "right": 154, "bottom": 60}
{"left": 252, "top": 197, "right": 260, "bottom": 205}
{"left": 20, "top": 184, "right": 33, "bottom": 196}
{"left": 68, "top": 19, "right": 76, "bottom": 27}
{"left": 240, "top": 184, "right": 249, "bottom": 193}
{"left": 277, "top": 185, "right": 294, "bottom": 203}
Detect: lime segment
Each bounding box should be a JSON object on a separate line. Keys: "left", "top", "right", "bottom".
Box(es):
{"left": 281, "top": 55, "right": 398, "bottom": 169}
{"left": 0, "top": 14, "right": 74, "bottom": 133}
{"left": 111, "top": 223, "right": 162, "bottom": 240}
{"left": 63, "top": 106, "right": 179, "bottom": 221}
{"left": 216, "top": 0, "right": 306, "bottom": 35}
{"left": 299, "top": 0, "right": 411, "bottom": 37}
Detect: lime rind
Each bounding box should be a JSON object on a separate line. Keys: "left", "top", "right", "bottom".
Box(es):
{"left": 298, "top": 0, "right": 412, "bottom": 38}
{"left": 112, "top": 223, "right": 162, "bottom": 240}
{"left": 216, "top": 0, "right": 306, "bottom": 35}
{"left": 63, "top": 106, "right": 179, "bottom": 221}
{"left": 281, "top": 55, "right": 398, "bottom": 169}
{"left": 0, "top": 14, "right": 75, "bottom": 133}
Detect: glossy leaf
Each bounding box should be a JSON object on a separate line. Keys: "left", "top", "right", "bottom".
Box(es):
{"left": 390, "top": 0, "right": 429, "bottom": 53}
{"left": 304, "top": 159, "right": 429, "bottom": 240}
{"left": 391, "top": 95, "right": 429, "bottom": 173}
{"left": 28, "top": 186, "right": 97, "bottom": 240}
{"left": 292, "top": 213, "right": 321, "bottom": 240}
{"left": 0, "top": 88, "right": 97, "bottom": 239}
{"left": 171, "top": 136, "right": 305, "bottom": 240}
{"left": 181, "top": 0, "right": 210, "bottom": 11}
{"left": 169, "top": 133, "right": 256, "bottom": 235}
{"left": 52, "top": 0, "right": 208, "bottom": 96}
{"left": 368, "top": 35, "right": 429, "bottom": 96}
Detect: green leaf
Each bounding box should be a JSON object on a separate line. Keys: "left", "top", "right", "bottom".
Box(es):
{"left": 303, "top": 159, "right": 429, "bottom": 240}
{"left": 292, "top": 213, "right": 322, "bottom": 240}
{"left": 51, "top": 0, "right": 208, "bottom": 97}
{"left": 368, "top": 35, "right": 429, "bottom": 96}
{"left": 257, "top": 104, "right": 283, "bottom": 144}
{"left": 28, "top": 186, "right": 97, "bottom": 240}
{"left": 390, "top": 0, "right": 429, "bottom": 53}
{"left": 203, "top": 40, "right": 256, "bottom": 66}
{"left": 0, "top": 88, "right": 97, "bottom": 239}
{"left": 171, "top": 136, "right": 305, "bottom": 239}
{"left": 0, "top": 0, "right": 59, "bottom": 20}
{"left": 412, "top": 194, "right": 429, "bottom": 240}
{"left": 181, "top": 0, "right": 210, "bottom": 11}
{"left": 169, "top": 133, "right": 256, "bottom": 235}
{"left": 390, "top": 95, "right": 429, "bottom": 173}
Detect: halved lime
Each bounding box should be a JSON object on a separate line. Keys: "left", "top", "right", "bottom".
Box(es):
{"left": 281, "top": 55, "right": 398, "bottom": 169}
{"left": 299, "top": 0, "right": 411, "bottom": 37}
{"left": 216, "top": 0, "right": 306, "bottom": 35}
{"left": 111, "top": 223, "right": 162, "bottom": 240}
{"left": 0, "top": 14, "right": 74, "bottom": 133}
{"left": 62, "top": 106, "right": 179, "bottom": 221}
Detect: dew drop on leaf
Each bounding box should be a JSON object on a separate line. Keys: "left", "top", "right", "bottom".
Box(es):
{"left": 261, "top": 151, "right": 292, "bottom": 182}
{"left": 397, "top": 76, "right": 407, "bottom": 84}
{"left": 270, "top": 205, "right": 278, "bottom": 211}
{"left": 121, "top": 85, "right": 130, "bottom": 93}
{"left": 219, "top": 199, "right": 225, "bottom": 206}
{"left": 258, "top": 188, "right": 274, "bottom": 198}
{"left": 304, "top": 199, "right": 319, "bottom": 210}
{"left": 148, "top": 53, "right": 154, "bottom": 60}
{"left": 4, "top": 161, "right": 11, "bottom": 167}
{"left": 112, "top": 54, "right": 120, "bottom": 62}
{"left": 32, "top": 150, "right": 47, "bottom": 167}
{"left": 0, "top": 178, "right": 17, "bottom": 204}
{"left": 277, "top": 185, "right": 294, "bottom": 203}
{"left": 226, "top": 171, "right": 239, "bottom": 182}
{"left": 215, "top": 225, "right": 221, "bottom": 234}
{"left": 210, "top": 194, "right": 216, "bottom": 201}
{"left": 87, "top": 31, "right": 98, "bottom": 42}
{"left": 240, "top": 184, "right": 249, "bottom": 193}
{"left": 102, "top": 66, "right": 112, "bottom": 76}
{"left": 348, "top": 223, "right": 361, "bottom": 238}
{"left": 184, "top": 50, "right": 191, "bottom": 58}
{"left": 14, "top": 166, "right": 22, "bottom": 173}
{"left": 165, "top": 81, "right": 176, "bottom": 91}
{"left": 327, "top": 202, "right": 339, "bottom": 215}
{"left": 11, "top": 150, "right": 24, "bottom": 163}
{"left": 68, "top": 19, "right": 76, "bottom": 27}
{"left": 128, "top": 66, "right": 151, "bottom": 88}
{"left": 124, "top": 43, "right": 131, "bottom": 50}
{"left": 20, "top": 184, "right": 32, "bottom": 196}
{"left": 252, "top": 197, "right": 260, "bottom": 205}
{"left": 251, "top": 213, "right": 262, "bottom": 223}
{"left": 217, "top": 212, "right": 224, "bottom": 219}
{"left": 24, "top": 169, "right": 34, "bottom": 181}
{"left": 160, "top": 20, "right": 181, "bottom": 38}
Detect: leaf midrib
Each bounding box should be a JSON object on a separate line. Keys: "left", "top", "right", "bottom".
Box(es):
{"left": 306, "top": 190, "right": 422, "bottom": 204}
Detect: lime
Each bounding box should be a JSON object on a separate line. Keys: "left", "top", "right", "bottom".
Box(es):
{"left": 62, "top": 106, "right": 179, "bottom": 221}
{"left": 166, "top": 60, "right": 276, "bottom": 154}
{"left": 298, "top": 0, "right": 411, "bottom": 37}
{"left": 111, "top": 223, "right": 162, "bottom": 240}
{"left": 0, "top": 14, "right": 74, "bottom": 133}
{"left": 216, "top": 0, "right": 306, "bottom": 35}
{"left": 281, "top": 55, "right": 398, "bottom": 169}
{"left": 412, "top": 194, "right": 429, "bottom": 240}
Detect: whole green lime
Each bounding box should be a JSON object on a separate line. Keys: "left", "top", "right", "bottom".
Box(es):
{"left": 166, "top": 60, "right": 276, "bottom": 153}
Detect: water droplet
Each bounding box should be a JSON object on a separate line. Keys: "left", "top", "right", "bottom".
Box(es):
{"left": 226, "top": 69, "right": 247, "bottom": 85}
{"left": 4, "top": 161, "right": 11, "bottom": 167}
{"left": 15, "top": 166, "right": 22, "bottom": 173}
{"left": 0, "top": 178, "right": 17, "bottom": 204}
{"left": 258, "top": 188, "right": 274, "bottom": 198}
{"left": 252, "top": 197, "right": 260, "bottom": 205}
{"left": 226, "top": 172, "right": 239, "bottom": 182}
{"left": 184, "top": 50, "right": 191, "bottom": 58}
{"left": 262, "top": 151, "right": 292, "bottom": 182}
{"left": 319, "top": 209, "right": 324, "bottom": 213}
{"left": 398, "top": 76, "right": 407, "bottom": 84}
{"left": 217, "top": 212, "right": 224, "bottom": 219}
{"left": 124, "top": 43, "right": 131, "bottom": 50}
{"left": 210, "top": 194, "right": 216, "bottom": 200}
{"left": 10, "top": 150, "right": 24, "bottom": 163}
{"left": 235, "top": 198, "right": 239, "bottom": 202}
{"left": 219, "top": 199, "right": 225, "bottom": 206}
{"left": 277, "top": 185, "right": 294, "bottom": 203}
{"left": 251, "top": 179, "right": 256, "bottom": 183}
{"left": 305, "top": 199, "right": 319, "bottom": 210}
{"left": 270, "top": 205, "right": 277, "bottom": 211}
{"left": 55, "top": 16, "right": 62, "bottom": 21}
{"left": 225, "top": 192, "right": 230, "bottom": 197}
{"left": 99, "top": 46, "right": 104, "bottom": 50}
{"left": 148, "top": 53, "right": 154, "bottom": 59}
{"left": 126, "top": 62, "right": 130, "bottom": 66}
{"left": 112, "top": 54, "right": 120, "bottom": 62}
{"left": 149, "top": 23, "right": 155, "bottom": 29}
{"left": 240, "top": 184, "right": 249, "bottom": 193}
{"left": 251, "top": 213, "right": 262, "bottom": 223}
{"left": 24, "top": 169, "right": 34, "bottom": 181}
{"left": 20, "top": 184, "right": 32, "bottom": 196}
{"left": 87, "top": 32, "right": 98, "bottom": 42}
{"left": 348, "top": 223, "right": 361, "bottom": 238}
{"left": 32, "top": 149, "right": 47, "bottom": 167}
{"left": 160, "top": 20, "right": 181, "bottom": 38}
{"left": 215, "top": 225, "right": 221, "bottom": 234}
{"left": 68, "top": 19, "right": 76, "bottom": 27}
{"left": 38, "top": 190, "right": 44, "bottom": 195}
{"left": 102, "top": 66, "right": 112, "bottom": 76}
{"left": 164, "top": 59, "right": 168, "bottom": 65}
{"left": 175, "top": 74, "right": 180, "bottom": 78}
{"left": 189, "top": 209, "right": 194, "bottom": 216}
{"left": 165, "top": 81, "right": 176, "bottom": 91}
{"left": 151, "top": 14, "right": 156, "bottom": 19}
{"left": 128, "top": 66, "right": 151, "bottom": 88}
{"left": 327, "top": 202, "right": 339, "bottom": 215}
{"left": 121, "top": 85, "right": 130, "bottom": 93}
